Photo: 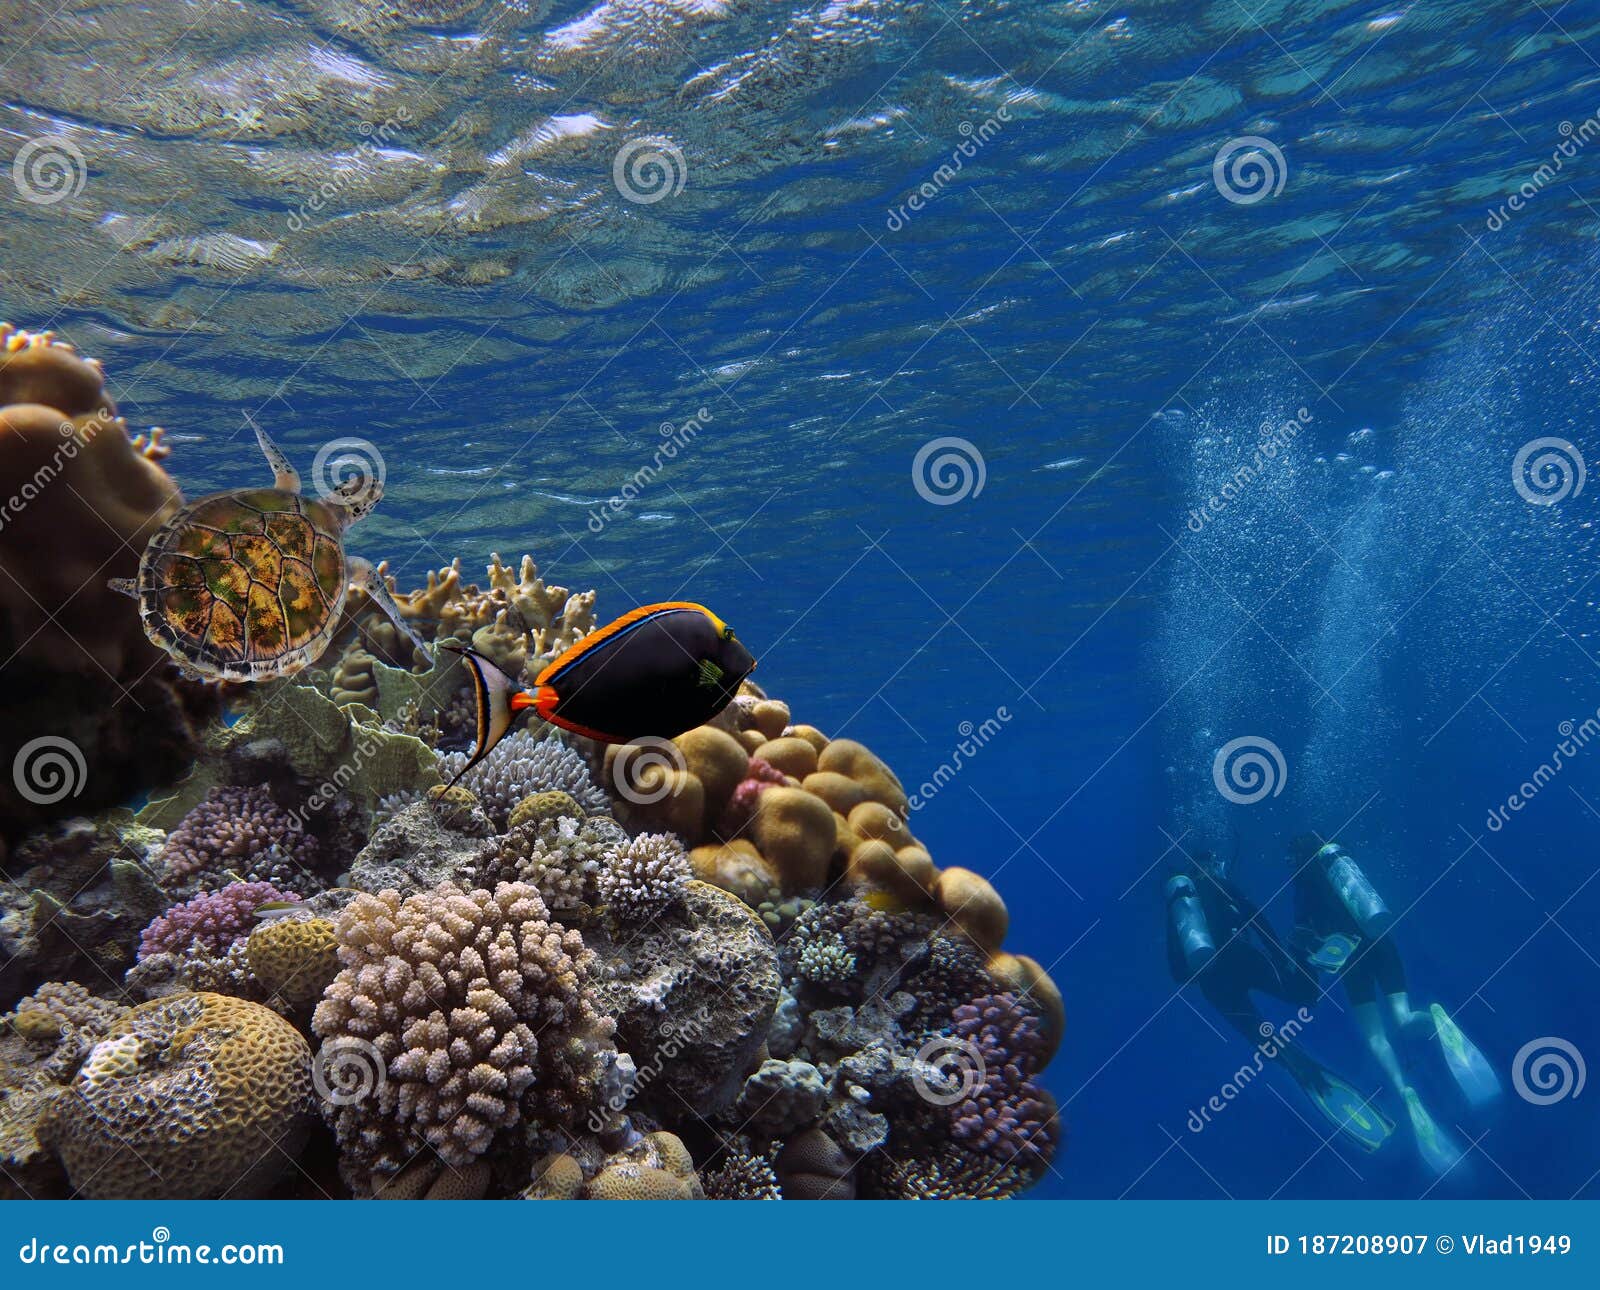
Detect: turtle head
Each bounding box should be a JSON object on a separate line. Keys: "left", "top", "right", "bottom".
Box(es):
{"left": 324, "top": 473, "right": 383, "bottom": 527}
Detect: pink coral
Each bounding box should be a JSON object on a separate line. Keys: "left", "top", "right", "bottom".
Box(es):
{"left": 715, "top": 758, "right": 789, "bottom": 838}
{"left": 137, "top": 882, "right": 298, "bottom": 961}
{"left": 160, "top": 785, "right": 320, "bottom": 894}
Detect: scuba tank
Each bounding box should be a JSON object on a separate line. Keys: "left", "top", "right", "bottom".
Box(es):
{"left": 1166, "top": 873, "right": 1216, "bottom": 974}
{"left": 1317, "top": 843, "right": 1393, "bottom": 938}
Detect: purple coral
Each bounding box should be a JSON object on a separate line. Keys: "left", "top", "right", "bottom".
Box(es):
{"left": 947, "top": 992, "right": 1057, "bottom": 1168}
{"left": 160, "top": 786, "right": 320, "bottom": 894}
{"left": 137, "top": 882, "right": 298, "bottom": 961}
{"left": 715, "top": 758, "right": 788, "bottom": 838}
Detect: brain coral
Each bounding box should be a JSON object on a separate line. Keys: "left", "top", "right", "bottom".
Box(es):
{"left": 596, "top": 832, "right": 691, "bottom": 922}
{"left": 40, "top": 992, "right": 313, "bottom": 1199}
{"left": 311, "top": 882, "right": 615, "bottom": 1183}
{"left": 137, "top": 881, "right": 298, "bottom": 961}
{"left": 438, "top": 729, "right": 608, "bottom": 824}
{"left": 159, "top": 786, "right": 321, "bottom": 895}
{"left": 246, "top": 915, "right": 338, "bottom": 1011}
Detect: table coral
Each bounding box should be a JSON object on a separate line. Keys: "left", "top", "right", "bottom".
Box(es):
{"left": 311, "top": 881, "right": 616, "bottom": 1186}
{"left": 40, "top": 991, "right": 314, "bottom": 1199}
{"left": 159, "top": 786, "right": 321, "bottom": 896}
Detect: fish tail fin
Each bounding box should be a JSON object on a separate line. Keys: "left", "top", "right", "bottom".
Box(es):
{"left": 441, "top": 642, "right": 532, "bottom": 782}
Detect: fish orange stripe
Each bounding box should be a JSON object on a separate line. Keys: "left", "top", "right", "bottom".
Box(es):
{"left": 535, "top": 601, "right": 720, "bottom": 687}
{"left": 534, "top": 684, "right": 618, "bottom": 741}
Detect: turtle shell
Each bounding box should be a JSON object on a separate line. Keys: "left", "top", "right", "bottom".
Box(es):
{"left": 135, "top": 487, "right": 348, "bottom": 681}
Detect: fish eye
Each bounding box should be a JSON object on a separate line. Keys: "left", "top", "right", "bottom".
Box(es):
{"left": 722, "top": 625, "right": 736, "bottom": 641}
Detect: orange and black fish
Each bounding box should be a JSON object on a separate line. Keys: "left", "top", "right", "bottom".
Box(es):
{"left": 441, "top": 601, "right": 756, "bottom": 782}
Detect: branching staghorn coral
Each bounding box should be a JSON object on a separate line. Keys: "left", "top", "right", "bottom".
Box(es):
{"left": 159, "top": 786, "right": 321, "bottom": 895}
{"left": 311, "top": 882, "right": 615, "bottom": 1184}
{"left": 438, "top": 730, "right": 609, "bottom": 825}
{"left": 596, "top": 832, "right": 690, "bottom": 923}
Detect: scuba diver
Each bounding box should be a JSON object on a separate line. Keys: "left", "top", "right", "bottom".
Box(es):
{"left": 1284, "top": 834, "right": 1501, "bottom": 1177}
{"left": 1165, "top": 849, "right": 1395, "bottom": 1154}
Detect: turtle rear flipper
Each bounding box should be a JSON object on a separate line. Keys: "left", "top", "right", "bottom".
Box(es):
{"left": 349, "top": 556, "right": 434, "bottom": 665}
{"left": 253, "top": 424, "right": 301, "bottom": 492}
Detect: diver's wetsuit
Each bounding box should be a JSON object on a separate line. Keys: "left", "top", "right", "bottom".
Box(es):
{"left": 1289, "top": 865, "right": 1407, "bottom": 1007}
{"left": 1167, "top": 867, "right": 1317, "bottom": 1043}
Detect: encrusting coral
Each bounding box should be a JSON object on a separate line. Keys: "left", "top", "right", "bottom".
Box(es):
{"left": 310, "top": 882, "right": 616, "bottom": 1189}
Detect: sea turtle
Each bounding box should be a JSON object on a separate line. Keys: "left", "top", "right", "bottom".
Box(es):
{"left": 110, "top": 425, "right": 433, "bottom": 681}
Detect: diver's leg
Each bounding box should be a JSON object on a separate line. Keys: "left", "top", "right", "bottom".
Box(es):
{"left": 1351, "top": 999, "right": 1408, "bottom": 1093}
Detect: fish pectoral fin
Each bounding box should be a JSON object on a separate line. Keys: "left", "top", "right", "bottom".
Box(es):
{"left": 696, "top": 658, "right": 725, "bottom": 690}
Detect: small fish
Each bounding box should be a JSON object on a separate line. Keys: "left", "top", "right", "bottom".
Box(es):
{"left": 252, "top": 900, "right": 303, "bottom": 921}
{"left": 443, "top": 601, "right": 756, "bottom": 783}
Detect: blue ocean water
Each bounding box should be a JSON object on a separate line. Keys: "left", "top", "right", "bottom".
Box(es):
{"left": 5, "top": 0, "right": 1600, "bottom": 1199}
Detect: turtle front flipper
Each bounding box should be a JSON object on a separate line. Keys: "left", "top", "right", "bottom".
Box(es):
{"left": 348, "top": 556, "right": 434, "bottom": 665}
{"left": 254, "top": 424, "right": 301, "bottom": 492}
{"left": 108, "top": 577, "right": 137, "bottom": 598}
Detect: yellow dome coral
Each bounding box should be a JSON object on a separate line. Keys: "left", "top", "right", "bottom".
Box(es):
{"left": 246, "top": 916, "right": 338, "bottom": 1012}
{"left": 750, "top": 786, "right": 836, "bottom": 891}
{"left": 41, "top": 992, "right": 313, "bottom": 1199}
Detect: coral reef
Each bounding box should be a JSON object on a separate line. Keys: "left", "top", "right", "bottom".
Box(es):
{"left": 158, "top": 787, "right": 321, "bottom": 896}
{"left": 137, "top": 882, "right": 298, "bottom": 960}
{"left": 0, "top": 325, "right": 216, "bottom": 834}
{"left": 472, "top": 812, "right": 626, "bottom": 913}
{"left": 39, "top": 992, "right": 314, "bottom": 1199}
{"left": 311, "top": 882, "right": 615, "bottom": 1190}
{"left": 946, "top": 993, "right": 1058, "bottom": 1169}
{"left": 246, "top": 915, "right": 339, "bottom": 1012}
{"left": 346, "top": 798, "right": 494, "bottom": 895}
{"left": 596, "top": 832, "right": 691, "bottom": 922}
{"left": 438, "top": 729, "right": 609, "bottom": 825}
